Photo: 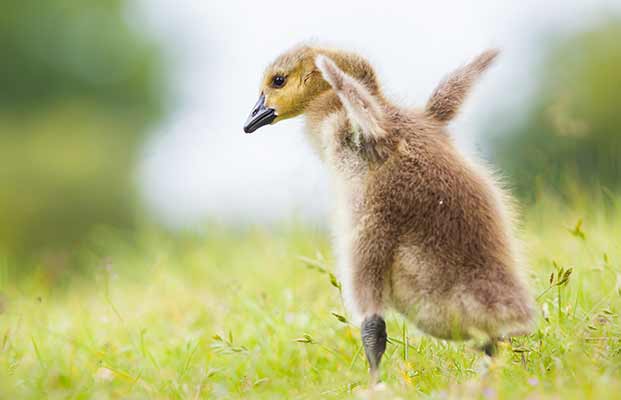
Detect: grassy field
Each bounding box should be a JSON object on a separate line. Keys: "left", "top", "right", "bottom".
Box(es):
{"left": 1, "top": 195, "right": 621, "bottom": 399}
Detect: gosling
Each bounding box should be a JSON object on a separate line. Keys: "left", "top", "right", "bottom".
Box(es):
{"left": 243, "top": 44, "right": 535, "bottom": 383}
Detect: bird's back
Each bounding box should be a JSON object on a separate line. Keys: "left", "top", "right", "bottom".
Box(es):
{"left": 376, "top": 114, "right": 534, "bottom": 337}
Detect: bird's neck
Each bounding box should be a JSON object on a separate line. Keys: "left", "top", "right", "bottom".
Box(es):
{"left": 306, "top": 90, "right": 343, "bottom": 122}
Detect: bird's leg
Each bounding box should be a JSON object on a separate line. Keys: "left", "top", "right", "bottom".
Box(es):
{"left": 474, "top": 338, "right": 499, "bottom": 376}
{"left": 348, "top": 210, "right": 396, "bottom": 385}
{"left": 480, "top": 340, "right": 498, "bottom": 357}
{"left": 361, "top": 314, "right": 387, "bottom": 384}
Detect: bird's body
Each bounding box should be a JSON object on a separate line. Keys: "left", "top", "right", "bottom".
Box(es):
{"left": 244, "top": 44, "right": 535, "bottom": 382}
{"left": 306, "top": 93, "right": 532, "bottom": 340}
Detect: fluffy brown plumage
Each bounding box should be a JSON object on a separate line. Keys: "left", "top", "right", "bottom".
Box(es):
{"left": 244, "top": 44, "right": 535, "bottom": 382}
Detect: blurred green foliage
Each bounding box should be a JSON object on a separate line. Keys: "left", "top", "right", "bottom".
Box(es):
{"left": 0, "top": 0, "right": 163, "bottom": 115}
{"left": 0, "top": 0, "right": 166, "bottom": 262}
{"left": 491, "top": 19, "right": 621, "bottom": 200}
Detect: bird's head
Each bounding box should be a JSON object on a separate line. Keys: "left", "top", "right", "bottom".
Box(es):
{"left": 243, "top": 44, "right": 378, "bottom": 133}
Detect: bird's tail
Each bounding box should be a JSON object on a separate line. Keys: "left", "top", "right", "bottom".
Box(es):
{"left": 425, "top": 49, "right": 499, "bottom": 123}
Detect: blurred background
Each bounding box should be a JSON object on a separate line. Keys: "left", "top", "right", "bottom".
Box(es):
{"left": 1, "top": 0, "right": 620, "bottom": 277}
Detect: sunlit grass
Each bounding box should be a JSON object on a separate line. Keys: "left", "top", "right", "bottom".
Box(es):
{"left": 1, "top": 195, "right": 621, "bottom": 399}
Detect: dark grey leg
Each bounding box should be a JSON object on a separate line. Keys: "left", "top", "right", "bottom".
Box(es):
{"left": 361, "top": 314, "right": 387, "bottom": 383}
{"left": 481, "top": 340, "right": 498, "bottom": 357}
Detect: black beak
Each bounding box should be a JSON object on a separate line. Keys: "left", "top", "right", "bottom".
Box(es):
{"left": 243, "top": 93, "right": 277, "bottom": 133}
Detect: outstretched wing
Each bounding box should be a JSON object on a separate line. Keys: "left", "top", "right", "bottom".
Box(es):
{"left": 315, "top": 55, "right": 387, "bottom": 141}
{"left": 425, "top": 49, "right": 499, "bottom": 124}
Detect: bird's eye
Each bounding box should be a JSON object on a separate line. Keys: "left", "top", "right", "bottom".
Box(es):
{"left": 271, "top": 75, "right": 286, "bottom": 88}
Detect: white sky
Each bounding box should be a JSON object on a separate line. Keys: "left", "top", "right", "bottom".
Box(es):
{"left": 135, "top": 0, "right": 620, "bottom": 228}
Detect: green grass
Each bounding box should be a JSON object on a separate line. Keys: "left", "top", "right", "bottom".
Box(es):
{"left": 1, "top": 196, "right": 621, "bottom": 399}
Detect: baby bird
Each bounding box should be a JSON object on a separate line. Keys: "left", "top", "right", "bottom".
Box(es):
{"left": 244, "top": 44, "right": 535, "bottom": 383}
